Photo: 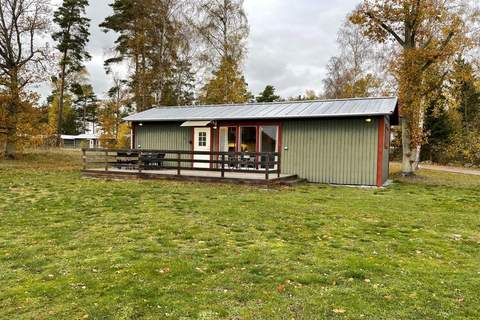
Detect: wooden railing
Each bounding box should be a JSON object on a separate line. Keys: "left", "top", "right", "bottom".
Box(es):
{"left": 82, "top": 148, "right": 281, "bottom": 180}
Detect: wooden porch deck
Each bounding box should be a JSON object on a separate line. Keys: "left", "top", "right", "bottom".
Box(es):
{"left": 81, "top": 148, "right": 304, "bottom": 185}
{"left": 82, "top": 168, "right": 301, "bottom": 185}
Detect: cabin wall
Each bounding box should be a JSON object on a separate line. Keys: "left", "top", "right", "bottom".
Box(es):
{"left": 135, "top": 122, "right": 191, "bottom": 150}
{"left": 281, "top": 118, "right": 379, "bottom": 186}
{"left": 134, "top": 118, "right": 387, "bottom": 186}
{"left": 135, "top": 122, "right": 192, "bottom": 168}
{"left": 382, "top": 116, "right": 391, "bottom": 185}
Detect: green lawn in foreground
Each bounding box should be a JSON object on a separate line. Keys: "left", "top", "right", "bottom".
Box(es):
{"left": 0, "top": 150, "right": 479, "bottom": 319}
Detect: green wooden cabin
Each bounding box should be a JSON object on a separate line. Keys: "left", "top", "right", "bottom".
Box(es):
{"left": 125, "top": 97, "right": 398, "bottom": 187}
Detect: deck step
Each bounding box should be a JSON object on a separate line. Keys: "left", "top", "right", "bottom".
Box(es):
{"left": 279, "top": 179, "right": 306, "bottom": 186}
{"left": 274, "top": 175, "right": 306, "bottom": 186}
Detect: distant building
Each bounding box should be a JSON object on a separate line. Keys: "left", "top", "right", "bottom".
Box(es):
{"left": 61, "top": 133, "right": 100, "bottom": 149}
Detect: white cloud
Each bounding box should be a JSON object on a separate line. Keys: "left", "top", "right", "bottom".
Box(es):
{"left": 41, "top": 0, "right": 360, "bottom": 101}
{"left": 243, "top": 0, "right": 360, "bottom": 98}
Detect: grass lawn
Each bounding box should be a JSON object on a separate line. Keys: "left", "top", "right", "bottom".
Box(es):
{"left": 1, "top": 150, "right": 479, "bottom": 319}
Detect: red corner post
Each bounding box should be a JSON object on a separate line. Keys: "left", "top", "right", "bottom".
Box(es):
{"left": 376, "top": 117, "right": 385, "bottom": 187}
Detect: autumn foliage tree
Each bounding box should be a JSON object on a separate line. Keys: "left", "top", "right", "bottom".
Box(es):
{"left": 350, "top": 0, "right": 476, "bottom": 175}
{"left": 0, "top": 0, "right": 50, "bottom": 158}
{"left": 98, "top": 78, "right": 131, "bottom": 148}
{"left": 197, "top": 0, "right": 250, "bottom": 104}
{"left": 200, "top": 57, "right": 250, "bottom": 104}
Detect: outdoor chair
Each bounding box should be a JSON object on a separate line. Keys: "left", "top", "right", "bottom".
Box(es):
{"left": 140, "top": 152, "right": 166, "bottom": 170}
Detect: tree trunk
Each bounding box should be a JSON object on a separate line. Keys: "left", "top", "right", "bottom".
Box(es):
{"left": 401, "top": 117, "right": 418, "bottom": 175}
{"left": 5, "top": 122, "right": 17, "bottom": 159}
{"left": 5, "top": 72, "right": 20, "bottom": 159}
{"left": 57, "top": 59, "right": 67, "bottom": 146}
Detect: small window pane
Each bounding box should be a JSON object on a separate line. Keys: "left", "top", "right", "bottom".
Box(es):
{"left": 260, "top": 126, "right": 277, "bottom": 153}
{"left": 240, "top": 127, "right": 256, "bottom": 153}
{"left": 220, "top": 127, "right": 237, "bottom": 152}
{"left": 198, "top": 132, "right": 207, "bottom": 147}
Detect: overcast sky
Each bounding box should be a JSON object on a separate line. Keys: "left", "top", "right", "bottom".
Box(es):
{"left": 43, "top": 0, "right": 361, "bottom": 100}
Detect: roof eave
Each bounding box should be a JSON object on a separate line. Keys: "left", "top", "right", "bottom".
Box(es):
{"left": 124, "top": 112, "right": 395, "bottom": 122}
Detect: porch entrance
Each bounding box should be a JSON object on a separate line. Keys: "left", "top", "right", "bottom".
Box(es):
{"left": 193, "top": 127, "right": 211, "bottom": 168}
{"left": 218, "top": 124, "right": 280, "bottom": 170}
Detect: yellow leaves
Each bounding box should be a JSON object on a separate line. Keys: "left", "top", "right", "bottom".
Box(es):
{"left": 333, "top": 308, "right": 346, "bottom": 314}
{"left": 199, "top": 57, "right": 250, "bottom": 105}
{"left": 116, "top": 122, "right": 131, "bottom": 149}
{"left": 351, "top": 0, "right": 476, "bottom": 150}
{"left": 157, "top": 267, "right": 170, "bottom": 274}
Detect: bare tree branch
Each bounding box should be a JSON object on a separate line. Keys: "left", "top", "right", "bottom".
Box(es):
{"left": 366, "top": 11, "right": 406, "bottom": 46}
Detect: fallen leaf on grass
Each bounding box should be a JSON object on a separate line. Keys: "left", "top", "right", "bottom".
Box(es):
{"left": 333, "top": 308, "right": 346, "bottom": 314}
{"left": 158, "top": 268, "right": 170, "bottom": 274}
{"left": 451, "top": 234, "right": 462, "bottom": 241}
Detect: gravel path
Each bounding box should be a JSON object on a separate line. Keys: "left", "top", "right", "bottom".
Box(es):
{"left": 419, "top": 164, "right": 480, "bottom": 176}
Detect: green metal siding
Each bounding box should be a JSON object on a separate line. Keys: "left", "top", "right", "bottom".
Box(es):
{"left": 135, "top": 122, "right": 191, "bottom": 150}
{"left": 282, "top": 118, "right": 379, "bottom": 185}
{"left": 382, "top": 116, "right": 390, "bottom": 184}
{"left": 135, "top": 122, "right": 191, "bottom": 168}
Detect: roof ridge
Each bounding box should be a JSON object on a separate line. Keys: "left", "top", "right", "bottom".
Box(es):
{"left": 147, "top": 96, "right": 397, "bottom": 110}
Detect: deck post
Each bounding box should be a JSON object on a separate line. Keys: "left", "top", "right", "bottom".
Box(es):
{"left": 221, "top": 154, "right": 225, "bottom": 178}
{"left": 104, "top": 150, "right": 109, "bottom": 172}
{"left": 265, "top": 152, "right": 270, "bottom": 180}
{"left": 82, "top": 149, "right": 86, "bottom": 170}
{"left": 138, "top": 151, "right": 142, "bottom": 173}
{"left": 177, "top": 152, "right": 181, "bottom": 175}
{"left": 277, "top": 152, "right": 281, "bottom": 178}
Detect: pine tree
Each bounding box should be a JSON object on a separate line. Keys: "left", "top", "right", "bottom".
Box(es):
{"left": 52, "top": 0, "right": 91, "bottom": 142}
{"left": 450, "top": 58, "right": 480, "bottom": 135}
{"left": 101, "top": 0, "right": 194, "bottom": 110}
{"left": 421, "top": 98, "right": 452, "bottom": 163}
{"left": 256, "top": 85, "right": 280, "bottom": 103}
{"left": 71, "top": 83, "right": 98, "bottom": 134}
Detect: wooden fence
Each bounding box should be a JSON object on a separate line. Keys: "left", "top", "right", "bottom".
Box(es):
{"left": 82, "top": 148, "right": 281, "bottom": 180}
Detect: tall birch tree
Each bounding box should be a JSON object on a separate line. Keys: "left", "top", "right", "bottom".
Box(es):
{"left": 196, "top": 0, "right": 250, "bottom": 104}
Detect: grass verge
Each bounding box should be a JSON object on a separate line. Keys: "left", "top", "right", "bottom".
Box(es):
{"left": 1, "top": 150, "right": 479, "bottom": 319}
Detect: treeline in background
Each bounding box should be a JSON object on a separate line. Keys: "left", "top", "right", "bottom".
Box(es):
{"left": 0, "top": 0, "right": 479, "bottom": 171}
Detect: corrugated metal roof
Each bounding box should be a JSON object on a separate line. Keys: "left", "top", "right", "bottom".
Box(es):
{"left": 124, "top": 97, "right": 398, "bottom": 122}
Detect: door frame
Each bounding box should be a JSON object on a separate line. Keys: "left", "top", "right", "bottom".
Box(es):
{"left": 191, "top": 126, "right": 214, "bottom": 168}
{"left": 215, "top": 121, "right": 282, "bottom": 169}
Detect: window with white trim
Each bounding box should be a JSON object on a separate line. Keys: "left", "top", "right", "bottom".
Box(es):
{"left": 198, "top": 132, "right": 207, "bottom": 147}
